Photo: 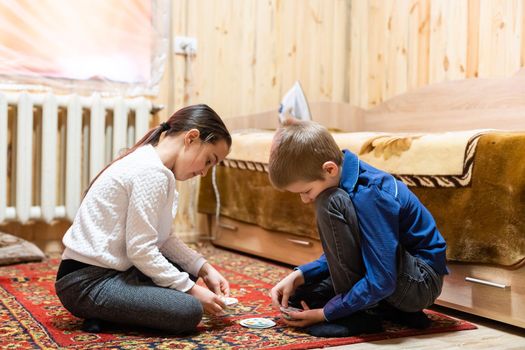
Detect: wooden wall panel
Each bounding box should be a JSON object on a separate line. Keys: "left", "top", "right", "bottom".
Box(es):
{"left": 429, "top": 1, "right": 469, "bottom": 83}
{"left": 478, "top": 0, "right": 523, "bottom": 77}
{"left": 254, "top": 0, "right": 278, "bottom": 112}
{"left": 331, "top": 0, "right": 351, "bottom": 102}
{"left": 349, "top": 0, "right": 368, "bottom": 107}
{"left": 411, "top": 0, "right": 431, "bottom": 87}
{"left": 158, "top": 0, "right": 524, "bottom": 115}
{"left": 367, "top": 0, "right": 387, "bottom": 107}
{"left": 159, "top": 0, "right": 352, "bottom": 120}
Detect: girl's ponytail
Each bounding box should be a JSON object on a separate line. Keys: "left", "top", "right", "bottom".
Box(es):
{"left": 84, "top": 104, "right": 230, "bottom": 196}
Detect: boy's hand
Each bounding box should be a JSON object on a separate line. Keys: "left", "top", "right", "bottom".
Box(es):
{"left": 188, "top": 284, "right": 226, "bottom": 316}
{"left": 282, "top": 301, "right": 325, "bottom": 327}
{"left": 199, "top": 262, "right": 230, "bottom": 296}
{"left": 270, "top": 269, "right": 305, "bottom": 308}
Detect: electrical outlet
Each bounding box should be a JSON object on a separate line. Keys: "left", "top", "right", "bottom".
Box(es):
{"left": 174, "top": 36, "right": 197, "bottom": 55}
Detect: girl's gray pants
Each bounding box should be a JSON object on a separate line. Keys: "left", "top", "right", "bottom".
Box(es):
{"left": 55, "top": 262, "right": 203, "bottom": 334}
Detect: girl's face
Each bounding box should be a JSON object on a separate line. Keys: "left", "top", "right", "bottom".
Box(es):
{"left": 173, "top": 130, "right": 230, "bottom": 181}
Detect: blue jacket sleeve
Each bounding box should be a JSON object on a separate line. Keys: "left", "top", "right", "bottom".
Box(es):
{"left": 323, "top": 184, "right": 401, "bottom": 321}
{"left": 297, "top": 253, "right": 330, "bottom": 283}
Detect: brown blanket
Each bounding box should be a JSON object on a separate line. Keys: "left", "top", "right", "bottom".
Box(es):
{"left": 199, "top": 132, "right": 525, "bottom": 268}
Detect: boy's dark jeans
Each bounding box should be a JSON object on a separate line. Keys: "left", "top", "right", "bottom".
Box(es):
{"left": 295, "top": 187, "right": 443, "bottom": 314}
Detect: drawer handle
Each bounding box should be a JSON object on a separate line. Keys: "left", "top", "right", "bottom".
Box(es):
{"left": 219, "top": 223, "right": 238, "bottom": 231}
{"left": 286, "top": 238, "right": 313, "bottom": 247}
{"left": 465, "top": 277, "right": 509, "bottom": 289}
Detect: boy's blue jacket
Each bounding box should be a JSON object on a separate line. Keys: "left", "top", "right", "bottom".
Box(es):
{"left": 298, "top": 150, "right": 448, "bottom": 321}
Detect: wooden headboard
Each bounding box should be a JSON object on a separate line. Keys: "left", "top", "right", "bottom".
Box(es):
{"left": 225, "top": 69, "right": 525, "bottom": 133}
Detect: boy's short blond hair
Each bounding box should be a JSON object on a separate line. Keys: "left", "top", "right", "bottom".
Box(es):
{"left": 269, "top": 119, "right": 343, "bottom": 189}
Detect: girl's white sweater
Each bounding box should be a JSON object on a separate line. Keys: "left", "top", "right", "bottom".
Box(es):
{"left": 62, "top": 145, "right": 206, "bottom": 292}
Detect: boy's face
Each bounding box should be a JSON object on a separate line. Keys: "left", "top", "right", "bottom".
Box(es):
{"left": 284, "top": 161, "right": 340, "bottom": 204}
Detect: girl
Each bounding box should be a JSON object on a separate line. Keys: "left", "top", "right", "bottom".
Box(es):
{"left": 55, "top": 104, "right": 232, "bottom": 334}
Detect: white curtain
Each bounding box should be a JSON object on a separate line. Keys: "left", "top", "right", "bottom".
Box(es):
{"left": 0, "top": 0, "right": 169, "bottom": 96}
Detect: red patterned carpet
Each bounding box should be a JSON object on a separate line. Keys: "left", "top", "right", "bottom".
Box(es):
{"left": 0, "top": 244, "right": 476, "bottom": 349}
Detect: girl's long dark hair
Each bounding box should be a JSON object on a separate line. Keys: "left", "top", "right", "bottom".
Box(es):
{"left": 84, "top": 104, "right": 231, "bottom": 195}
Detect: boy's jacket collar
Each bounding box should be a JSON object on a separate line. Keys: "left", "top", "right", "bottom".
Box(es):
{"left": 340, "top": 150, "right": 359, "bottom": 192}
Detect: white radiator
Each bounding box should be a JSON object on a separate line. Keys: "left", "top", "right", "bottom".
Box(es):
{"left": 0, "top": 93, "right": 152, "bottom": 224}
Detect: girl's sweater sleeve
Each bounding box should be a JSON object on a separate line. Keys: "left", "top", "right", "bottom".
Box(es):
{"left": 160, "top": 234, "right": 207, "bottom": 277}
{"left": 125, "top": 167, "right": 195, "bottom": 292}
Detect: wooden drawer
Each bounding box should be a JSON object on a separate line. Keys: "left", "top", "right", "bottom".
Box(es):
{"left": 436, "top": 263, "right": 525, "bottom": 328}
{"left": 209, "top": 216, "right": 323, "bottom": 266}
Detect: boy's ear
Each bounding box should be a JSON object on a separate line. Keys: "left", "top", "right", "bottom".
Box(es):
{"left": 184, "top": 129, "right": 201, "bottom": 146}
{"left": 322, "top": 161, "right": 339, "bottom": 177}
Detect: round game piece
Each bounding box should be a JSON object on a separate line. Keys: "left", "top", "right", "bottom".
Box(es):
{"left": 223, "top": 296, "right": 238, "bottom": 306}
{"left": 280, "top": 306, "right": 303, "bottom": 320}
{"left": 239, "top": 318, "right": 276, "bottom": 329}
{"left": 279, "top": 306, "right": 302, "bottom": 313}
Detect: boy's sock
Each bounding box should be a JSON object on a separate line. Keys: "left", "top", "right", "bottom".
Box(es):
{"left": 81, "top": 318, "right": 120, "bottom": 333}
{"left": 307, "top": 323, "right": 352, "bottom": 338}
{"left": 82, "top": 318, "right": 104, "bottom": 333}
{"left": 392, "top": 310, "right": 431, "bottom": 329}
{"left": 378, "top": 304, "right": 432, "bottom": 329}
{"left": 306, "top": 309, "right": 383, "bottom": 338}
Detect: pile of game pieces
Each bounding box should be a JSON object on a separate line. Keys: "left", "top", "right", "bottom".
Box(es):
{"left": 279, "top": 306, "right": 303, "bottom": 320}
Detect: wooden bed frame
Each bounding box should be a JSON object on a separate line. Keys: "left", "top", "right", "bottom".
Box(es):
{"left": 203, "top": 71, "right": 525, "bottom": 328}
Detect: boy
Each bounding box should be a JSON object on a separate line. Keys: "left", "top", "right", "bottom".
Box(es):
{"left": 268, "top": 119, "right": 447, "bottom": 337}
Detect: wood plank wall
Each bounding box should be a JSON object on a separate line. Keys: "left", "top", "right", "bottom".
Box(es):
{"left": 152, "top": 0, "right": 525, "bottom": 241}
{"left": 156, "top": 0, "right": 525, "bottom": 120}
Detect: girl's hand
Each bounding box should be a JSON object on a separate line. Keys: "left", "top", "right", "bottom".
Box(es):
{"left": 282, "top": 301, "right": 325, "bottom": 327}
{"left": 270, "top": 269, "right": 305, "bottom": 308}
{"left": 188, "top": 284, "right": 226, "bottom": 316}
{"left": 198, "top": 262, "right": 230, "bottom": 296}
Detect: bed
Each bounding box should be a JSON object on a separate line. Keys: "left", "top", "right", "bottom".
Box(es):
{"left": 198, "top": 71, "right": 525, "bottom": 328}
